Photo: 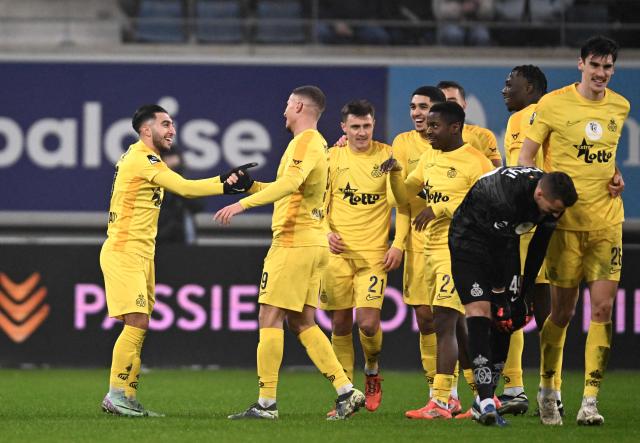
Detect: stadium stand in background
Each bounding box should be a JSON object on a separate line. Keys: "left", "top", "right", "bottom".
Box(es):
{"left": 1, "top": 0, "right": 638, "bottom": 47}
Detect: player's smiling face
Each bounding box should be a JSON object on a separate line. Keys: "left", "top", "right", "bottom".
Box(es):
{"left": 579, "top": 54, "right": 615, "bottom": 98}
{"left": 502, "top": 71, "right": 529, "bottom": 112}
{"left": 425, "top": 112, "right": 452, "bottom": 150}
{"left": 410, "top": 95, "right": 435, "bottom": 133}
{"left": 341, "top": 113, "right": 374, "bottom": 152}
{"left": 148, "top": 112, "right": 175, "bottom": 152}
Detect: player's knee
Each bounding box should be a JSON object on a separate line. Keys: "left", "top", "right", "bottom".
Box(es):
{"left": 550, "top": 304, "right": 575, "bottom": 327}
{"left": 590, "top": 298, "right": 614, "bottom": 322}
{"left": 358, "top": 321, "right": 379, "bottom": 337}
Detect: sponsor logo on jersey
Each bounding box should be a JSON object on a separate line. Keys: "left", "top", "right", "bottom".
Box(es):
{"left": 608, "top": 119, "right": 618, "bottom": 132}
{"left": 336, "top": 166, "right": 349, "bottom": 175}
{"left": 152, "top": 187, "right": 163, "bottom": 207}
{"left": 424, "top": 181, "right": 450, "bottom": 204}
{"left": 108, "top": 211, "right": 118, "bottom": 223}
{"left": 573, "top": 138, "right": 612, "bottom": 164}
{"left": 493, "top": 221, "right": 509, "bottom": 230}
{"left": 0, "top": 272, "right": 50, "bottom": 343}
{"left": 292, "top": 159, "right": 302, "bottom": 165}
{"left": 511, "top": 132, "right": 519, "bottom": 140}
{"left": 339, "top": 182, "right": 380, "bottom": 206}
{"left": 566, "top": 119, "right": 581, "bottom": 126}
{"left": 147, "top": 154, "right": 161, "bottom": 164}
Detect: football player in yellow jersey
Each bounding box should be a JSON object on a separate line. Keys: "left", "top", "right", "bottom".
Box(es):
{"left": 519, "top": 36, "right": 629, "bottom": 426}
{"left": 497, "top": 64, "right": 551, "bottom": 416}
{"left": 390, "top": 86, "right": 446, "bottom": 407}
{"left": 386, "top": 101, "right": 494, "bottom": 420}
{"left": 216, "top": 86, "right": 365, "bottom": 421}
{"left": 437, "top": 81, "right": 503, "bottom": 168}
{"left": 100, "top": 105, "right": 254, "bottom": 417}
{"left": 320, "top": 100, "right": 401, "bottom": 415}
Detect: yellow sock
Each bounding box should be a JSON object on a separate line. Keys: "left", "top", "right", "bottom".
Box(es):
{"left": 583, "top": 321, "right": 612, "bottom": 398}
{"left": 125, "top": 356, "right": 141, "bottom": 398}
{"left": 359, "top": 327, "right": 382, "bottom": 374}
{"left": 433, "top": 374, "right": 454, "bottom": 406}
{"left": 257, "top": 328, "right": 284, "bottom": 401}
{"left": 452, "top": 361, "right": 459, "bottom": 396}
{"left": 539, "top": 318, "right": 567, "bottom": 390}
{"left": 553, "top": 348, "right": 564, "bottom": 393}
{"left": 332, "top": 333, "right": 355, "bottom": 382}
{"left": 503, "top": 328, "right": 524, "bottom": 388}
{"left": 109, "top": 325, "right": 146, "bottom": 391}
{"left": 299, "top": 325, "right": 351, "bottom": 392}
{"left": 420, "top": 333, "right": 437, "bottom": 391}
{"left": 463, "top": 368, "right": 478, "bottom": 396}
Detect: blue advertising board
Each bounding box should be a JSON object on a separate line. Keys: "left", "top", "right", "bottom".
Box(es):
{"left": 387, "top": 65, "right": 640, "bottom": 219}
{"left": 0, "top": 62, "right": 386, "bottom": 212}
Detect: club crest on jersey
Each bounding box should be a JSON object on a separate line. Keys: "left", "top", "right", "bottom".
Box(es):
{"left": 147, "top": 154, "right": 161, "bottom": 164}
{"left": 447, "top": 167, "right": 457, "bottom": 178}
{"left": 371, "top": 164, "right": 384, "bottom": 178}
{"left": 585, "top": 121, "right": 603, "bottom": 141}
{"left": 573, "top": 138, "right": 612, "bottom": 164}
{"left": 608, "top": 119, "right": 618, "bottom": 132}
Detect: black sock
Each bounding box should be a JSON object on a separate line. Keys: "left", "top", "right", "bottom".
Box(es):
{"left": 490, "top": 325, "right": 512, "bottom": 394}
{"left": 466, "top": 316, "right": 493, "bottom": 401}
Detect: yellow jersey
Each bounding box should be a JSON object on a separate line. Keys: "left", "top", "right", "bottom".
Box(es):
{"left": 505, "top": 103, "right": 545, "bottom": 169}
{"left": 104, "top": 140, "right": 223, "bottom": 258}
{"left": 240, "top": 129, "right": 328, "bottom": 247}
{"left": 406, "top": 144, "right": 494, "bottom": 252}
{"left": 325, "top": 141, "right": 394, "bottom": 258}
{"left": 463, "top": 124, "right": 502, "bottom": 164}
{"left": 391, "top": 130, "right": 432, "bottom": 252}
{"left": 526, "top": 83, "right": 629, "bottom": 231}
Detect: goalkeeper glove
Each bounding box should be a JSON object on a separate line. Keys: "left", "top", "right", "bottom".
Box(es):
{"left": 491, "top": 290, "right": 513, "bottom": 333}
{"left": 221, "top": 162, "right": 257, "bottom": 194}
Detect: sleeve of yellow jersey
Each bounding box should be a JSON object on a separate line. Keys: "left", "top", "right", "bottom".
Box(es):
{"left": 238, "top": 135, "right": 322, "bottom": 210}
{"left": 524, "top": 96, "right": 552, "bottom": 145}
{"left": 143, "top": 161, "right": 224, "bottom": 198}
{"left": 389, "top": 135, "right": 411, "bottom": 250}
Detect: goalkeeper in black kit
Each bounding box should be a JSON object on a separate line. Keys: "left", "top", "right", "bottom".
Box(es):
{"left": 448, "top": 166, "right": 577, "bottom": 426}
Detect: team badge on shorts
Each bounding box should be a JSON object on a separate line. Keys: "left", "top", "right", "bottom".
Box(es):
{"left": 470, "top": 283, "right": 483, "bottom": 297}
{"left": 136, "top": 294, "right": 146, "bottom": 308}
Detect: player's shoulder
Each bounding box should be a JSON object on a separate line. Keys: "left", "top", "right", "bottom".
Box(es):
{"left": 461, "top": 144, "right": 494, "bottom": 172}
{"left": 372, "top": 140, "right": 392, "bottom": 155}
{"left": 539, "top": 84, "right": 575, "bottom": 105}
{"left": 391, "top": 130, "right": 415, "bottom": 147}
{"left": 606, "top": 88, "right": 631, "bottom": 110}
{"left": 121, "top": 143, "right": 162, "bottom": 169}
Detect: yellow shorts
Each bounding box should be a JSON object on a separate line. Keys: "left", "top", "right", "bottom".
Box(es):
{"left": 319, "top": 254, "right": 387, "bottom": 311}
{"left": 520, "top": 232, "right": 549, "bottom": 285}
{"left": 402, "top": 250, "right": 428, "bottom": 306}
{"left": 100, "top": 247, "right": 155, "bottom": 319}
{"left": 425, "top": 251, "right": 465, "bottom": 314}
{"left": 258, "top": 245, "right": 328, "bottom": 312}
{"left": 546, "top": 225, "right": 623, "bottom": 288}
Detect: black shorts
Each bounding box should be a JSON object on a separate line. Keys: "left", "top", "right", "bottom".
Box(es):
{"left": 450, "top": 239, "right": 520, "bottom": 306}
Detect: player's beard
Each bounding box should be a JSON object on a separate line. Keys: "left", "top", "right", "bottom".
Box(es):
{"left": 152, "top": 130, "right": 171, "bottom": 152}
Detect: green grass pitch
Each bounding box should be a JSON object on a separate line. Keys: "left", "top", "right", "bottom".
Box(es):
{"left": 2, "top": 368, "right": 639, "bottom": 442}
